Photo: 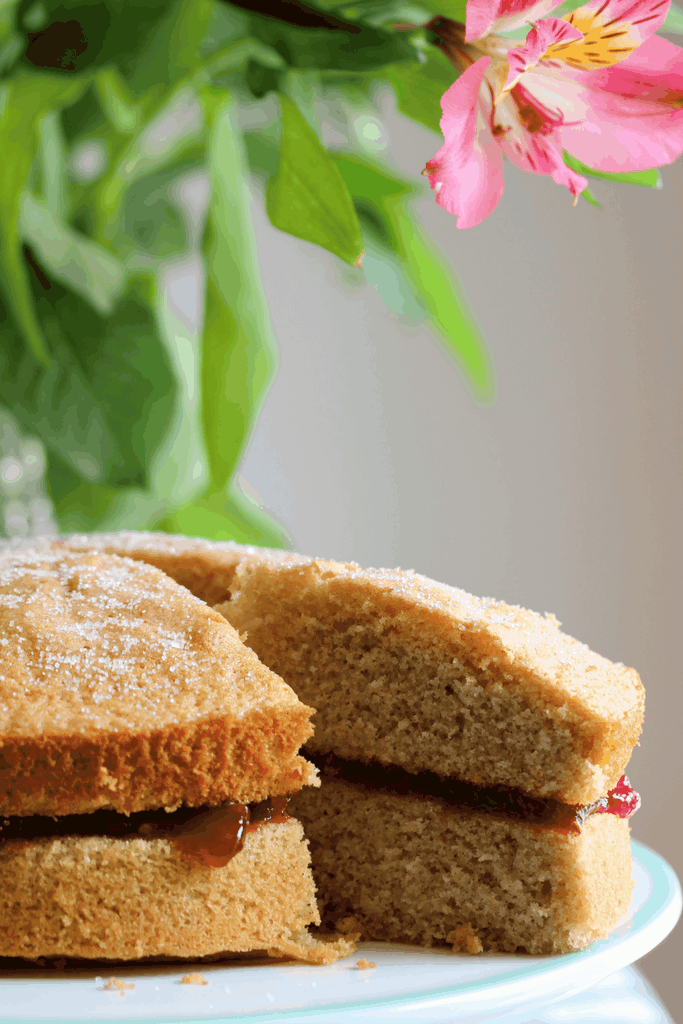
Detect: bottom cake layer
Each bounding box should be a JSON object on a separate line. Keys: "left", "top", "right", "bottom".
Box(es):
{"left": 0, "top": 818, "right": 353, "bottom": 964}
{"left": 290, "top": 779, "right": 634, "bottom": 955}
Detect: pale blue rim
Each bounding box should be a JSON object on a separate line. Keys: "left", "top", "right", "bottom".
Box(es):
{"left": 2, "top": 839, "right": 680, "bottom": 1023}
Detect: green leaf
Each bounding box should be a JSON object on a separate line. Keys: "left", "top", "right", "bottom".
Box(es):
{"left": 579, "top": 184, "right": 602, "bottom": 208}
{"left": 0, "top": 72, "right": 89, "bottom": 364}
{"left": 393, "top": 211, "right": 492, "bottom": 399}
{"left": 16, "top": 104, "right": 127, "bottom": 311}
{"left": 199, "top": 89, "right": 277, "bottom": 495}
{"left": 22, "top": 193, "right": 128, "bottom": 312}
{"left": 663, "top": 1, "right": 683, "bottom": 34}
{"left": 166, "top": 0, "right": 216, "bottom": 72}
{"left": 266, "top": 93, "right": 364, "bottom": 265}
{"left": 244, "top": 127, "right": 280, "bottom": 181}
{"left": 24, "top": 0, "right": 176, "bottom": 77}
{"left": 412, "top": 0, "right": 467, "bottom": 18}
{"left": 383, "top": 50, "right": 455, "bottom": 134}
{"left": 121, "top": 166, "right": 190, "bottom": 258}
{"left": 303, "top": 0, "right": 465, "bottom": 22}
{"left": 161, "top": 487, "right": 289, "bottom": 546}
{"left": 247, "top": 13, "right": 417, "bottom": 71}
{"left": 94, "top": 69, "right": 140, "bottom": 134}
{"left": 362, "top": 231, "right": 425, "bottom": 319}
{"left": 0, "top": 261, "right": 175, "bottom": 488}
{"left": 564, "top": 151, "right": 663, "bottom": 188}
{"left": 46, "top": 450, "right": 181, "bottom": 534}
{"left": 335, "top": 155, "right": 493, "bottom": 400}
{"left": 125, "top": 0, "right": 247, "bottom": 93}
{"left": 46, "top": 451, "right": 129, "bottom": 530}
{"left": 93, "top": 83, "right": 204, "bottom": 243}
{"left": 0, "top": 0, "right": 22, "bottom": 73}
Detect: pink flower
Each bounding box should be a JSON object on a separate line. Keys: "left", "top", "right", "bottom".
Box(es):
{"left": 465, "top": 0, "right": 560, "bottom": 41}
{"left": 424, "top": 0, "right": 683, "bottom": 227}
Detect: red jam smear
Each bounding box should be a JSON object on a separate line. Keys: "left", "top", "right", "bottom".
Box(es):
{"left": 0, "top": 796, "right": 292, "bottom": 869}
{"left": 595, "top": 775, "right": 641, "bottom": 820}
{"left": 160, "top": 796, "right": 291, "bottom": 867}
{"left": 309, "top": 753, "right": 640, "bottom": 836}
{"left": 249, "top": 794, "right": 291, "bottom": 828}
{"left": 554, "top": 775, "right": 641, "bottom": 834}
{"left": 169, "top": 803, "right": 249, "bottom": 867}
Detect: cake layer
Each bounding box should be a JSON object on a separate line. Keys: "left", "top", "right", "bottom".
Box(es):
{"left": 0, "top": 818, "right": 352, "bottom": 963}
{"left": 218, "top": 558, "right": 643, "bottom": 805}
{"left": 52, "top": 535, "right": 644, "bottom": 803}
{"left": 0, "top": 549, "right": 317, "bottom": 816}
{"left": 290, "top": 778, "right": 634, "bottom": 954}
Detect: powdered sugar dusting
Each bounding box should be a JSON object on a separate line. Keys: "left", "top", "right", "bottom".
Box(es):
{"left": 270, "top": 559, "right": 643, "bottom": 718}
{"left": 0, "top": 549, "right": 286, "bottom": 737}
{"left": 59, "top": 531, "right": 297, "bottom": 563}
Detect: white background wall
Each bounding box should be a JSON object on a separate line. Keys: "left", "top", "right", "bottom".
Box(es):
{"left": 232, "top": 98, "right": 683, "bottom": 1018}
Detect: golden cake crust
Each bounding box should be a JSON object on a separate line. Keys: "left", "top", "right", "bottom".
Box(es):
{"left": 0, "top": 548, "right": 317, "bottom": 816}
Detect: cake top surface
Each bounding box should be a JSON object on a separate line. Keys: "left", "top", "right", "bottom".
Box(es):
{"left": 59, "top": 531, "right": 297, "bottom": 564}
{"left": 1, "top": 533, "right": 643, "bottom": 737}
{"left": 14, "top": 533, "right": 643, "bottom": 723}
{"left": 0, "top": 547, "right": 304, "bottom": 738}
{"left": 231, "top": 557, "right": 643, "bottom": 723}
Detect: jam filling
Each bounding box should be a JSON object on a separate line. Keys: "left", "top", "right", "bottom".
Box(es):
{"left": 0, "top": 796, "right": 290, "bottom": 867}
{"left": 309, "top": 753, "right": 640, "bottom": 835}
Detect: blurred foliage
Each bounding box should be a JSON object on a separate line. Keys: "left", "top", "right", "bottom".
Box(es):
{"left": 0, "top": 0, "right": 493, "bottom": 542}
{"left": 1, "top": 0, "right": 660, "bottom": 542}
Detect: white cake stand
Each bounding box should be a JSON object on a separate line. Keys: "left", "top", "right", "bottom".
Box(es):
{"left": 0, "top": 840, "right": 679, "bottom": 1024}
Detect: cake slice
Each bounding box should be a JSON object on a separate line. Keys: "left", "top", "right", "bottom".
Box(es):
{"left": 214, "top": 556, "right": 644, "bottom": 954}
{"left": 56, "top": 534, "right": 645, "bottom": 954}
{"left": 218, "top": 558, "right": 643, "bottom": 806}
{"left": 0, "top": 547, "right": 353, "bottom": 963}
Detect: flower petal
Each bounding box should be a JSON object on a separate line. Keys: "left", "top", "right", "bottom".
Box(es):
{"left": 465, "top": 0, "right": 558, "bottom": 42}
{"left": 554, "top": 0, "right": 671, "bottom": 70}
{"left": 505, "top": 18, "right": 584, "bottom": 92}
{"left": 521, "top": 36, "right": 683, "bottom": 170}
{"left": 495, "top": 86, "right": 588, "bottom": 197}
{"left": 567, "top": 31, "right": 683, "bottom": 97}
{"left": 425, "top": 57, "right": 505, "bottom": 228}
{"left": 559, "top": 98, "right": 683, "bottom": 169}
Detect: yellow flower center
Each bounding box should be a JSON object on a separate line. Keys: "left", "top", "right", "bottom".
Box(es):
{"left": 546, "top": 3, "right": 643, "bottom": 68}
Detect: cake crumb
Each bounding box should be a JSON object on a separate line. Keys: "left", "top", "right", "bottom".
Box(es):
{"left": 103, "top": 978, "right": 135, "bottom": 997}
{"left": 181, "top": 972, "right": 208, "bottom": 985}
{"left": 356, "top": 959, "right": 376, "bottom": 970}
{"left": 447, "top": 924, "right": 483, "bottom": 955}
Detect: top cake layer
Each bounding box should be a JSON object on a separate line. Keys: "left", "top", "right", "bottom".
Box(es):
{"left": 0, "top": 547, "right": 317, "bottom": 816}
{"left": 218, "top": 557, "right": 644, "bottom": 806}
{"left": 55, "top": 533, "right": 644, "bottom": 805}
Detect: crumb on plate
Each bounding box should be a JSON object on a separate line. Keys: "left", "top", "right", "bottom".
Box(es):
{"left": 447, "top": 923, "right": 483, "bottom": 955}
{"left": 102, "top": 978, "right": 135, "bottom": 997}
